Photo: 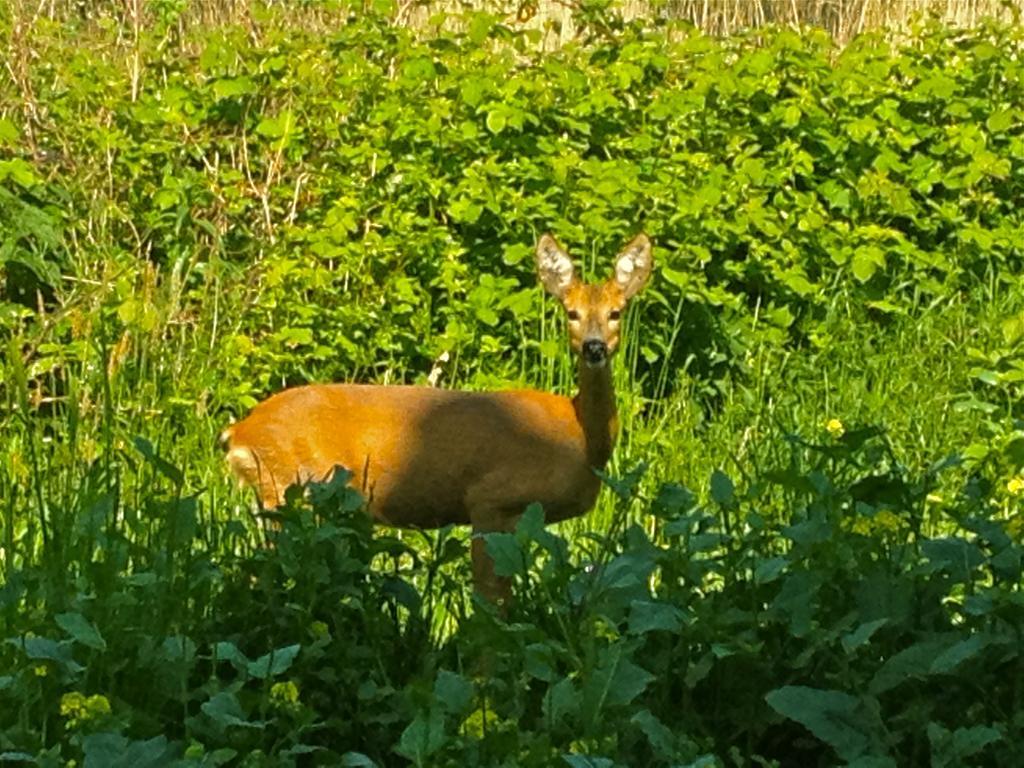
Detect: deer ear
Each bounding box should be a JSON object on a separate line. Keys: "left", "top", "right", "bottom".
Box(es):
{"left": 536, "top": 234, "right": 575, "bottom": 300}
{"left": 614, "top": 234, "right": 653, "bottom": 299}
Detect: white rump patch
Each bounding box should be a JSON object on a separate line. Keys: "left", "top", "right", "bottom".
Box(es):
{"left": 225, "top": 446, "right": 259, "bottom": 480}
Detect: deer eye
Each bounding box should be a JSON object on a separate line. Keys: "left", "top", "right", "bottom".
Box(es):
{"left": 567, "top": 310, "right": 580, "bottom": 321}
{"left": 608, "top": 309, "right": 621, "bottom": 321}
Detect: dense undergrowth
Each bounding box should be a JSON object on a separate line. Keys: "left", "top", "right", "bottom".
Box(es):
{"left": 2, "top": 2, "right": 1024, "bottom": 765}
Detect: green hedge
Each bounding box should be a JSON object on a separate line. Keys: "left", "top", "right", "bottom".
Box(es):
{"left": 3, "top": 10, "right": 1022, "bottom": 406}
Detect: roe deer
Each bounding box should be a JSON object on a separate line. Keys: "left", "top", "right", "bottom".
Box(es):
{"left": 221, "top": 233, "right": 653, "bottom": 602}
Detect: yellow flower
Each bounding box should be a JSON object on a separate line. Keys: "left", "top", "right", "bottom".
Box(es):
{"left": 60, "top": 693, "right": 110, "bottom": 728}
{"left": 1007, "top": 477, "right": 1024, "bottom": 496}
{"left": 270, "top": 681, "right": 300, "bottom": 707}
{"left": 85, "top": 695, "right": 111, "bottom": 718}
{"left": 825, "top": 418, "right": 845, "bottom": 438}
{"left": 61, "top": 692, "right": 86, "bottom": 718}
{"left": 33, "top": 665, "right": 48, "bottom": 677}
{"left": 462, "top": 701, "right": 500, "bottom": 740}
{"left": 849, "top": 509, "right": 904, "bottom": 536}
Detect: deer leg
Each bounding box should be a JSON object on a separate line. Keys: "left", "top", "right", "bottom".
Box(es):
{"left": 470, "top": 531, "right": 512, "bottom": 607}
{"left": 469, "top": 503, "right": 518, "bottom": 608}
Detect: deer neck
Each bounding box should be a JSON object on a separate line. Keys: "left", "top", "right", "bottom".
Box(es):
{"left": 573, "top": 360, "right": 619, "bottom": 469}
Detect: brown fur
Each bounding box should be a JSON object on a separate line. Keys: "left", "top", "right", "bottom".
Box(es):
{"left": 222, "top": 234, "right": 653, "bottom": 602}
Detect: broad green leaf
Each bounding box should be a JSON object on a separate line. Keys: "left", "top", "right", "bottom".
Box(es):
{"left": 6, "top": 636, "right": 83, "bottom": 674}
{"left": 651, "top": 483, "right": 695, "bottom": 518}
{"left": 214, "top": 641, "right": 250, "bottom": 671}
{"left": 485, "top": 109, "right": 506, "bottom": 134}
{"left": 395, "top": 708, "right": 446, "bottom": 764}
{"left": 0, "top": 118, "right": 18, "bottom": 146}
{"left": 929, "top": 634, "right": 991, "bottom": 674}
{"left": 212, "top": 76, "right": 255, "bottom": 99}
{"left": 628, "top": 601, "right": 685, "bottom": 634}
{"left": 630, "top": 709, "right": 676, "bottom": 759}
{"left": 543, "top": 677, "right": 580, "bottom": 726}
{"left": 202, "top": 692, "right": 265, "bottom": 730}
{"left": 248, "top": 644, "right": 300, "bottom": 679}
{"left": 754, "top": 556, "right": 788, "bottom": 584}
{"left": 563, "top": 756, "right": 614, "bottom": 768}
{"left": 341, "top": 754, "right": 379, "bottom": 768}
{"left": 765, "top": 686, "right": 888, "bottom": 763}
{"left": 851, "top": 246, "right": 885, "bottom": 283}
{"left": 842, "top": 619, "right": 888, "bottom": 653}
{"left": 581, "top": 645, "right": 654, "bottom": 726}
{"left": 56, "top": 612, "right": 106, "bottom": 651}
{"left": 709, "top": 469, "right": 734, "bottom": 506}
{"left": 485, "top": 532, "right": 525, "bottom": 577}
{"left": 82, "top": 734, "right": 176, "bottom": 768}
{"left": 434, "top": 670, "right": 473, "bottom": 715}
{"left": 870, "top": 638, "right": 955, "bottom": 694}
{"left": 986, "top": 108, "right": 1014, "bottom": 134}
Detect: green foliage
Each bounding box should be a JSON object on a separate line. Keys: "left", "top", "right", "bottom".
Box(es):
{"left": 2, "top": 4, "right": 1024, "bottom": 766}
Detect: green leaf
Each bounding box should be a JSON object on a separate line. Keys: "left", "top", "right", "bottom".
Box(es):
{"left": 214, "top": 641, "right": 250, "bottom": 671}
{"left": 754, "top": 556, "right": 788, "bottom": 584}
{"left": 660, "top": 265, "right": 689, "bottom": 288}
{"left": 986, "top": 109, "right": 1014, "bottom": 134}
{"left": 581, "top": 644, "right": 654, "bottom": 726}
{"left": 485, "top": 532, "right": 525, "bottom": 577}
{"left": 255, "top": 111, "right": 295, "bottom": 139}
{"left": 652, "top": 483, "right": 695, "bottom": 517}
{"left": 628, "top": 601, "right": 685, "bottom": 634}
{"left": 928, "top": 722, "right": 1002, "bottom": 768}
{"left": 630, "top": 709, "right": 676, "bottom": 759}
{"left": 765, "top": 686, "right": 888, "bottom": 763}
{"left": 0, "top": 118, "right": 18, "bottom": 146}
{"left": 543, "top": 677, "right": 580, "bottom": 726}
{"left": 870, "top": 638, "right": 955, "bottom": 694}
{"left": 434, "top": 670, "right": 474, "bottom": 715}
{"left": 921, "top": 537, "right": 985, "bottom": 582}
{"left": 248, "top": 644, "right": 300, "bottom": 679}
{"left": 160, "top": 635, "right": 196, "bottom": 664}
{"left": 212, "top": 76, "right": 256, "bottom": 99}
{"left": 0, "top": 158, "right": 40, "bottom": 187}
{"left": 467, "top": 12, "right": 497, "bottom": 44}
{"left": 82, "top": 734, "right": 176, "bottom": 768}
{"left": 56, "top": 612, "right": 106, "bottom": 651}
{"left": 395, "top": 708, "right": 446, "bottom": 764}
{"left": 563, "top": 756, "right": 614, "bottom": 768}
{"left": 929, "top": 634, "right": 991, "bottom": 674}
{"left": 341, "top": 754, "right": 379, "bottom": 768}
{"left": 202, "top": 692, "right": 265, "bottom": 730}
{"left": 841, "top": 619, "right": 888, "bottom": 653}
{"left": 596, "top": 462, "right": 646, "bottom": 501}
{"left": 851, "top": 246, "right": 885, "bottom": 283}
{"left": 6, "top": 636, "right": 84, "bottom": 674}
{"left": 709, "top": 469, "right": 734, "bottom": 506}
{"left": 502, "top": 242, "right": 532, "bottom": 265}
{"left": 485, "top": 109, "right": 506, "bottom": 134}
{"left": 402, "top": 57, "right": 436, "bottom": 81}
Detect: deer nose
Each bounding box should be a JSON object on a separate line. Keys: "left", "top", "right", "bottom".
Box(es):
{"left": 582, "top": 339, "right": 608, "bottom": 366}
